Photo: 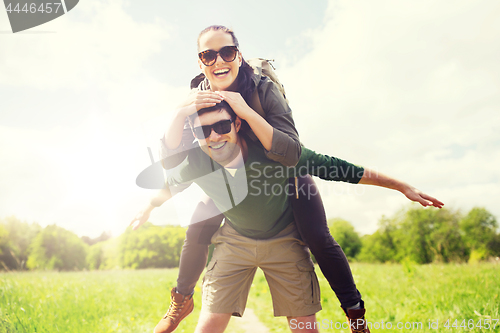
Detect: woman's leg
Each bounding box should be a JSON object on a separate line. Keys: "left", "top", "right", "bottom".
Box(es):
{"left": 290, "top": 175, "right": 362, "bottom": 309}
{"left": 155, "top": 196, "right": 224, "bottom": 333}
{"left": 177, "top": 195, "right": 224, "bottom": 295}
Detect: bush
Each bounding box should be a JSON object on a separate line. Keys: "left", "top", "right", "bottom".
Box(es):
{"left": 358, "top": 206, "right": 472, "bottom": 264}
{"left": 27, "top": 224, "right": 88, "bottom": 271}
{"left": 0, "top": 216, "right": 41, "bottom": 270}
{"left": 119, "top": 223, "right": 186, "bottom": 269}
{"left": 328, "top": 218, "right": 362, "bottom": 259}
{"left": 460, "top": 207, "right": 499, "bottom": 260}
{"left": 87, "top": 242, "right": 105, "bottom": 270}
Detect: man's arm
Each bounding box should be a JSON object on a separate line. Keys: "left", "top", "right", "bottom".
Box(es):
{"left": 293, "top": 147, "right": 444, "bottom": 208}
{"left": 359, "top": 168, "right": 444, "bottom": 208}
{"left": 129, "top": 188, "right": 172, "bottom": 230}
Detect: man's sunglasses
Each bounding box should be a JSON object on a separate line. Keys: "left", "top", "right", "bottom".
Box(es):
{"left": 192, "top": 119, "right": 234, "bottom": 139}
{"left": 198, "top": 46, "right": 239, "bottom": 66}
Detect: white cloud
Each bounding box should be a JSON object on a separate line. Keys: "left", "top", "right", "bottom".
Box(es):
{"left": 0, "top": 0, "right": 189, "bottom": 237}
{"left": 2, "top": 0, "right": 499, "bottom": 237}
{"left": 280, "top": 0, "right": 500, "bottom": 230}
{"left": 1, "top": 0, "right": 168, "bottom": 87}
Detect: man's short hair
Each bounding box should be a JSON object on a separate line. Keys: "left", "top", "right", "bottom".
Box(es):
{"left": 188, "top": 100, "right": 237, "bottom": 126}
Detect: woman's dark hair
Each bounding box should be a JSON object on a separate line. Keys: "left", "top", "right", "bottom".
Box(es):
{"left": 197, "top": 25, "right": 256, "bottom": 103}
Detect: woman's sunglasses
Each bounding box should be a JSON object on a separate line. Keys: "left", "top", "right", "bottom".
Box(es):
{"left": 198, "top": 46, "right": 239, "bottom": 66}
{"left": 192, "top": 119, "right": 234, "bottom": 139}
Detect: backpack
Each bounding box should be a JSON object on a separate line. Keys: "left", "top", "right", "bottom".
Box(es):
{"left": 247, "top": 58, "right": 288, "bottom": 104}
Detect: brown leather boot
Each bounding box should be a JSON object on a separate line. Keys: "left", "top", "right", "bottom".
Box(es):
{"left": 344, "top": 307, "right": 371, "bottom": 333}
{"left": 154, "top": 288, "right": 194, "bottom": 333}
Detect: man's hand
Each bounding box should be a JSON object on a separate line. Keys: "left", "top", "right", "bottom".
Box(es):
{"left": 403, "top": 186, "right": 444, "bottom": 208}
{"left": 359, "top": 168, "right": 444, "bottom": 208}
{"left": 129, "top": 204, "right": 154, "bottom": 230}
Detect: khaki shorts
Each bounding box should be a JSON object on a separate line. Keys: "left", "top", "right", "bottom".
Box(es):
{"left": 202, "top": 222, "right": 321, "bottom": 317}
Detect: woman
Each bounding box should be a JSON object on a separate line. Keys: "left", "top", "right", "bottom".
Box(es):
{"left": 141, "top": 25, "right": 369, "bottom": 333}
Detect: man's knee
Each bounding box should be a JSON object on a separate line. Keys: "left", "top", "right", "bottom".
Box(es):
{"left": 194, "top": 312, "right": 231, "bottom": 333}
{"left": 287, "top": 314, "right": 319, "bottom": 333}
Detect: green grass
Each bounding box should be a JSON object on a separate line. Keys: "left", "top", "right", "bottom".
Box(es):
{"left": 247, "top": 262, "right": 500, "bottom": 332}
{"left": 1, "top": 263, "right": 499, "bottom": 332}
{"left": 0, "top": 270, "right": 195, "bottom": 333}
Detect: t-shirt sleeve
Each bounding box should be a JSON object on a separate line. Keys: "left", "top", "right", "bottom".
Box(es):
{"left": 164, "top": 151, "right": 196, "bottom": 195}
{"left": 164, "top": 147, "right": 222, "bottom": 195}
{"left": 290, "top": 147, "right": 365, "bottom": 184}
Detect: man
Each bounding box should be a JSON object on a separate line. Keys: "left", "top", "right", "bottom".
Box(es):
{"left": 131, "top": 101, "right": 443, "bottom": 333}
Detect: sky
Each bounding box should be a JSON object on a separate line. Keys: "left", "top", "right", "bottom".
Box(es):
{"left": 1, "top": 0, "right": 499, "bottom": 238}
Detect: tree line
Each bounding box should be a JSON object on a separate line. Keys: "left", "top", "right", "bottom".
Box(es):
{"left": 0, "top": 218, "right": 186, "bottom": 271}
{"left": 332, "top": 206, "right": 500, "bottom": 263}
{"left": 1, "top": 206, "right": 499, "bottom": 271}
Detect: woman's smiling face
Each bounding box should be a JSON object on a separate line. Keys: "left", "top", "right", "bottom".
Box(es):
{"left": 198, "top": 30, "right": 242, "bottom": 91}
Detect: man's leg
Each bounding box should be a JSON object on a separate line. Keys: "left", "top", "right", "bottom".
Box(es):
{"left": 258, "top": 223, "right": 322, "bottom": 327}
{"left": 194, "top": 312, "right": 231, "bottom": 333}
{"left": 287, "top": 315, "right": 319, "bottom": 333}
{"left": 200, "top": 223, "right": 258, "bottom": 319}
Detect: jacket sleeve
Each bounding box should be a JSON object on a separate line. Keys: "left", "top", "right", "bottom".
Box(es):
{"left": 158, "top": 122, "right": 196, "bottom": 194}
{"left": 258, "top": 78, "right": 302, "bottom": 167}
{"left": 159, "top": 87, "right": 201, "bottom": 170}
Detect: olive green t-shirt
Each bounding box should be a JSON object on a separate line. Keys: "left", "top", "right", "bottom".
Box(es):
{"left": 166, "top": 137, "right": 364, "bottom": 239}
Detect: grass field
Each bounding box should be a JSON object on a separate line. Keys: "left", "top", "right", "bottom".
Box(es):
{"left": 1, "top": 263, "right": 499, "bottom": 332}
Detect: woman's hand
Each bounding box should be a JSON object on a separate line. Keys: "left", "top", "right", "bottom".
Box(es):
{"left": 218, "top": 91, "right": 254, "bottom": 120}
{"left": 178, "top": 90, "right": 224, "bottom": 115}
{"left": 165, "top": 91, "right": 223, "bottom": 150}
{"left": 219, "top": 90, "right": 274, "bottom": 150}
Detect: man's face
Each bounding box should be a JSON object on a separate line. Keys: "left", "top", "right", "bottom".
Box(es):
{"left": 192, "top": 109, "right": 242, "bottom": 166}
